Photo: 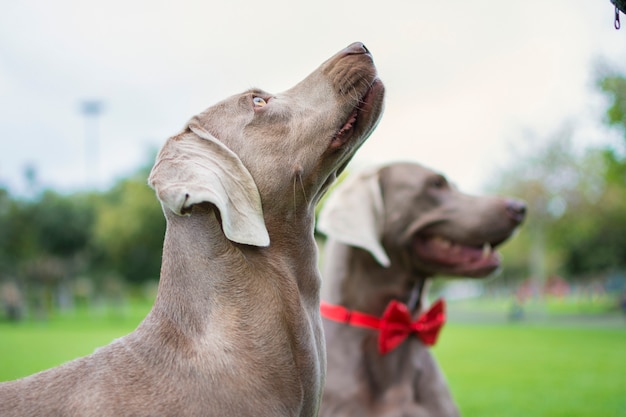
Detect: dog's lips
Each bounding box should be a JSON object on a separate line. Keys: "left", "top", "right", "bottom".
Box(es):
{"left": 412, "top": 235, "right": 503, "bottom": 277}
{"left": 330, "top": 78, "right": 383, "bottom": 149}
{"left": 333, "top": 109, "right": 358, "bottom": 141}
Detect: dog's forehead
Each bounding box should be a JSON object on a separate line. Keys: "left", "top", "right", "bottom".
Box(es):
{"left": 195, "top": 87, "right": 309, "bottom": 137}
{"left": 379, "top": 163, "right": 460, "bottom": 204}
{"left": 208, "top": 92, "right": 254, "bottom": 117}
{"left": 191, "top": 92, "right": 258, "bottom": 142}
{"left": 385, "top": 163, "right": 436, "bottom": 185}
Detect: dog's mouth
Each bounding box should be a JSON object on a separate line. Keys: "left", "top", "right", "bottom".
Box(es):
{"left": 330, "top": 78, "right": 384, "bottom": 150}
{"left": 334, "top": 109, "right": 358, "bottom": 143}
{"left": 411, "top": 234, "right": 508, "bottom": 278}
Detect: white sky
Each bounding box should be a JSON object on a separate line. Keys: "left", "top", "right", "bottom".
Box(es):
{"left": 1, "top": 0, "right": 625, "bottom": 195}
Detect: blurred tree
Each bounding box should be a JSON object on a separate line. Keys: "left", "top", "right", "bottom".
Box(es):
{"left": 486, "top": 124, "right": 608, "bottom": 284}
{"left": 598, "top": 72, "right": 626, "bottom": 185}
{"left": 558, "top": 70, "right": 626, "bottom": 277}
{"left": 0, "top": 188, "right": 98, "bottom": 316}
{"left": 598, "top": 73, "right": 626, "bottom": 132}
{"left": 91, "top": 167, "right": 165, "bottom": 285}
{"left": 487, "top": 69, "right": 626, "bottom": 284}
{"left": 31, "top": 191, "right": 95, "bottom": 258}
{"left": 1, "top": 191, "right": 94, "bottom": 270}
{"left": 0, "top": 153, "right": 164, "bottom": 316}
{"left": 0, "top": 187, "right": 13, "bottom": 274}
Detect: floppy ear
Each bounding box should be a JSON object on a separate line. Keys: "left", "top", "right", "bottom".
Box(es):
{"left": 317, "top": 167, "right": 390, "bottom": 267}
{"left": 148, "top": 123, "right": 270, "bottom": 247}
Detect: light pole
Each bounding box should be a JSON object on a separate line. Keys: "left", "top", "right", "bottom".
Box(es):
{"left": 81, "top": 100, "right": 103, "bottom": 188}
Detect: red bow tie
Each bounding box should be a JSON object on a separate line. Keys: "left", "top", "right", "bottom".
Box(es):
{"left": 320, "top": 298, "right": 446, "bottom": 355}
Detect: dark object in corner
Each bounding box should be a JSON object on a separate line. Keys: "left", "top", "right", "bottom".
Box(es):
{"left": 612, "top": 0, "right": 626, "bottom": 29}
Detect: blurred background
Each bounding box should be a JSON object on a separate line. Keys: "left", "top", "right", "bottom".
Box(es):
{"left": 1, "top": 1, "right": 625, "bottom": 416}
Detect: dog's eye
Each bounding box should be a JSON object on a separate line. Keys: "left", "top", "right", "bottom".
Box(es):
{"left": 429, "top": 176, "right": 448, "bottom": 189}
{"left": 253, "top": 97, "right": 267, "bottom": 108}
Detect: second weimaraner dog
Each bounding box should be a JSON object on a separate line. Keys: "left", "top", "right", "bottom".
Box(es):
{"left": 317, "top": 162, "right": 525, "bottom": 417}
{"left": 0, "top": 42, "right": 385, "bottom": 417}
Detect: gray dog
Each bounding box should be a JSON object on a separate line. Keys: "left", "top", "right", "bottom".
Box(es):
{"left": 318, "top": 162, "right": 525, "bottom": 417}
{"left": 0, "top": 42, "right": 385, "bottom": 417}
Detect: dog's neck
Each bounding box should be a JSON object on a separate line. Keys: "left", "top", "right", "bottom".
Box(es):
{"left": 323, "top": 240, "right": 430, "bottom": 318}
{"left": 405, "top": 279, "right": 426, "bottom": 313}
{"left": 146, "top": 204, "right": 321, "bottom": 329}
{"left": 323, "top": 241, "right": 439, "bottom": 401}
{"left": 322, "top": 241, "right": 436, "bottom": 404}
{"left": 128, "top": 205, "right": 324, "bottom": 416}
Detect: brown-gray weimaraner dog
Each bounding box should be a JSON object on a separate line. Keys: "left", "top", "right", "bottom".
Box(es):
{"left": 317, "top": 162, "right": 525, "bottom": 417}
{"left": 0, "top": 42, "right": 385, "bottom": 417}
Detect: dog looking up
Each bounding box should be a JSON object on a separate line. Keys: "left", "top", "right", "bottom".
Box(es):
{"left": 0, "top": 42, "right": 385, "bottom": 417}
{"left": 318, "top": 162, "right": 525, "bottom": 417}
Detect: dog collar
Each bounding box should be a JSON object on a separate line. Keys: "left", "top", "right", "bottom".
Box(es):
{"left": 320, "top": 298, "right": 446, "bottom": 355}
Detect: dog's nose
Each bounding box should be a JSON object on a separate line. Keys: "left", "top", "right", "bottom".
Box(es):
{"left": 505, "top": 199, "right": 527, "bottom": 224}
{"left": 343, "top": 42, "right": 370, "bottom": 55}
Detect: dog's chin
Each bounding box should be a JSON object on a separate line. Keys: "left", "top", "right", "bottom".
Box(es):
{"left": 411, "top": 234, "right": 503, "bottom": 278}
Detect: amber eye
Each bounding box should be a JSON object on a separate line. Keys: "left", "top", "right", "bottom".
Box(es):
{"left": 253, "top": 96, "right": 267, "bottom": 108}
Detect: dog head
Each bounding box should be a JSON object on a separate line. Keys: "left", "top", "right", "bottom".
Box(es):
{"left": 149, "top": 42, "right": 385, "bottom": 247}
{"left": 318, "top": 162, "right": 526, "bottom": 278}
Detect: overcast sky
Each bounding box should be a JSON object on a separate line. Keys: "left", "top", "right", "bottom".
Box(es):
{"left": 1, "top": 1, "right": 625, "bottom": 196}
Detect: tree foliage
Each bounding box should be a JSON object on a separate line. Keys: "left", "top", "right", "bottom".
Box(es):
{"left": 598, "top": 73, "right": 626, "bottom": 132}
{"left": 0, "top": 161, "right": 165, "bottom": 318}
{"left": 91, "top": 169, "right": 165, "bottom": 284}
{"left": 489, "top": 71, "right": 626, "bottom": 283}
{"left": 3, "top": 70, "right": 626, "bottom": 316}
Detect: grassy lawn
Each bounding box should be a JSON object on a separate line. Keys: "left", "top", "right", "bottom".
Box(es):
{"left": 0, "top": 302, "right": 151, "bottom": 381}
{"left": 1, "top": 302, "right": 625, "bottom": 417}
{"left": 434, "top": 323, "right": 626, "bottom": 417}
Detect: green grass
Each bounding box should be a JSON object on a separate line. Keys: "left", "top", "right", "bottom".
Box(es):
{"left": 434, "top": 323, "right": 626, "bottom": 417}
{"left": 1, "top": 302, "right": 625, "bottom": 416}
{"left": 0, "top": 302, "right": 151, "bottom": 381}
{"left": 446, "top": 295, "right": 620, "bottom": 317}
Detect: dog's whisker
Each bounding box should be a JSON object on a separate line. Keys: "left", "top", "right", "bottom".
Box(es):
{"left": 293, "top": 175, "right": 298, "bottom": 213}
{"left": 298, "top": 172, "right": 309, "bottom": 205}
{"left": 340, "top": 82, "right": 359, "bottom": 103}
{"left": 349, "top": 86, "right": 360, "bottom": 104}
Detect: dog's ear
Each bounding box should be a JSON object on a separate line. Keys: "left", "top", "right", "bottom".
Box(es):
{"left": 148, "top": 123, "right": 270, "bottom": 247}
{"left": 317, "top": 168, "right": 390, "bottom": 267}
